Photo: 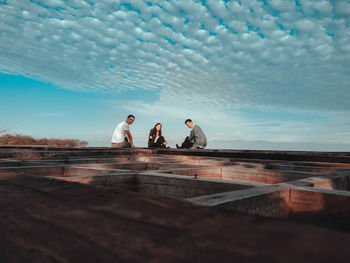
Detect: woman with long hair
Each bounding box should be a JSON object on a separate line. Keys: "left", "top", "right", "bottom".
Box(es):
{"left": 148, "top": 123, "right": 167, "bottom": 148}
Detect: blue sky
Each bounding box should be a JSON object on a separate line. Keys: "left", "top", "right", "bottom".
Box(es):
{"left": 1, "top": 0, "right": 350, "bottom": 151}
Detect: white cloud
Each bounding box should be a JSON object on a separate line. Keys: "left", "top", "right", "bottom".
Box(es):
{"left": 0, "top": 0, "right": 349, "bottom": 112}
{"left": 335, "top": 0, "right": 350, "bottom": 15}
{"left": 295, "top": 19, "right": 316, "bottom": 32}
{"left": 269, "top": 0, "right": 296, "bottom": 12}
{"left": 314, "top": 1, "right": 333, "bottom": 14}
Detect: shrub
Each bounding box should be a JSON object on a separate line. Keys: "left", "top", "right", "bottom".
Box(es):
{"left": 0, "top": 134, "right": 88, "bottom": 147}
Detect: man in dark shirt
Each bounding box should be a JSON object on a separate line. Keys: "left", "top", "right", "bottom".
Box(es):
{"left": 176, "top": 119, "right": 207, "bottom": 149}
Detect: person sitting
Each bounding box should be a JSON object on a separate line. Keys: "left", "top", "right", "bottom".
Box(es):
{"left": 111, "top": 114, "right": 135, "bottom": 148}
{"left": 148, "top": 123, "right": 168, "bottom": 148}
{"left": 176, "top": 119, "right": 207, "bottom": 149}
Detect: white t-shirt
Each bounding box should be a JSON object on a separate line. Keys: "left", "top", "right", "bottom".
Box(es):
{"left": 111, "top": 121, "right": 129, "bottom": 143}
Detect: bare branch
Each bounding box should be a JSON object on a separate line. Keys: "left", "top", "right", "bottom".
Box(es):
{"left": 0, "top": 123, "right": 16, "bottom": 135}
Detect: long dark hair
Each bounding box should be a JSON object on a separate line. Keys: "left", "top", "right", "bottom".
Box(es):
{"left": 151, "top": 123, "right": 162, "bottom": 136}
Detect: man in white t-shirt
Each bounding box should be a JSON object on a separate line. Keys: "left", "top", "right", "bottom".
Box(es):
{"left": 111, "top": 114, "right": 135, "bottom": 148}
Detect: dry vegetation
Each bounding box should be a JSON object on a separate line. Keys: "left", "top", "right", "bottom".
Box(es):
{"left": 0, "top": 134, "right": 88, "bottom": 147}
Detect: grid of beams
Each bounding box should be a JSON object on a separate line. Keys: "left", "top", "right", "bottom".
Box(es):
{"left": 1, "top": 146, "right": 350, "bottom": 219}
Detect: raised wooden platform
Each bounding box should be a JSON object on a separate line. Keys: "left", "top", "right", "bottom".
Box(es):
{"left": 1, "top": 146, "right": 350, "bottom": 262}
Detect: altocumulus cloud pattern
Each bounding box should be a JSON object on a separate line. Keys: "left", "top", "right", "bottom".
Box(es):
{"left": 0, "top": 0, "right": 350, "bottom": 111}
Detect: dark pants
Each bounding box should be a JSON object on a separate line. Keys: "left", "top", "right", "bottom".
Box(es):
{"left": 148, "top": 136, "right": 166, "bottom": 148}
{"left": 179, "top": 136, "right": 194, "bottom": 149}
{"left": 178, "top": 137, "right": 204, "bottom": 149}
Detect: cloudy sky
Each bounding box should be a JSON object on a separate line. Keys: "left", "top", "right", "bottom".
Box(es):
{"left": 1, "top": 0, "right": 350, "bottom": 151}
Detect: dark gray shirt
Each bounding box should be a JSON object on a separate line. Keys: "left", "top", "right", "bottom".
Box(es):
{"left": 188, "top": 124, "right": 207, "bottom": 148}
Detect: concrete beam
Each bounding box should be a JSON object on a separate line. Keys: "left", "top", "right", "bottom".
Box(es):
{"left": 290, "top": 186, "right": 350, "bottom": 213}
{"left": 186, "top": 185, "right": 291, "bottom": 218}
{"left": 137, "top": 171, "right": 266, "bottom": 199}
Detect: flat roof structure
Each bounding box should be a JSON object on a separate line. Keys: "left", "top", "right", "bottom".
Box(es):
{"left": 1, "top": 146, "right": 350, "bottom": 262}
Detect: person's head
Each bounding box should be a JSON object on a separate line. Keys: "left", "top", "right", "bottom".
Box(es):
{"left": 185, "top": 119, "right": 193, "bottom": 129}
{"left": 154, "top": 123, "right": 162, "bottom": 131}
{"left": 126, "top": 114, "right": 135, "bottom": 125}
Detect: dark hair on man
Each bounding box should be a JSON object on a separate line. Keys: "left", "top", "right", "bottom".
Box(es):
{"left": 127, "top": 114, "right": 135, "bottom": 119}
{"left": 185, "top": 119, "right": 192, "bottom": 124}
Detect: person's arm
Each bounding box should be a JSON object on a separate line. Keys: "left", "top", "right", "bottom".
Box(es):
{"left": 125, "top": 130, "right": 134, "bottom": 148}
{"left": 191, "top": 126, "right": 201, "bottom": 147}
{"left": 149, "top": 129, "right": 154, "bottom": 140}
{"left": 189, "top": 130, "right": 197, "bottom": 149}
{"left": 148, "top": 129, "right": 154, "bottom": 147}
{"left": 192, "top": 126, "right": 206, "bottom": 148}
{"left": 188, "top": 129, "right": 195, "bottom": 142}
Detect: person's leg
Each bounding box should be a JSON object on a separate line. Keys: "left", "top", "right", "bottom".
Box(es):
{"left": 123, "top": 140, "right": 131, "bottom": 148}
{"left": 111, "top": 142, "right": 126, "bottom": 148}
{"left": 148, "top": 142, "right": 157, "bottom": 148}
{"left": 123, "top": 137, "right": 131, "bottom": 148}
{"left": 189, "top": 145, "right": 204, "bottom": 150}
{"left": 180, "top": 136, "right": 193, "bottom": 149}
{"left": 156, "top": 136, "right": 166, "bottom": 148}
